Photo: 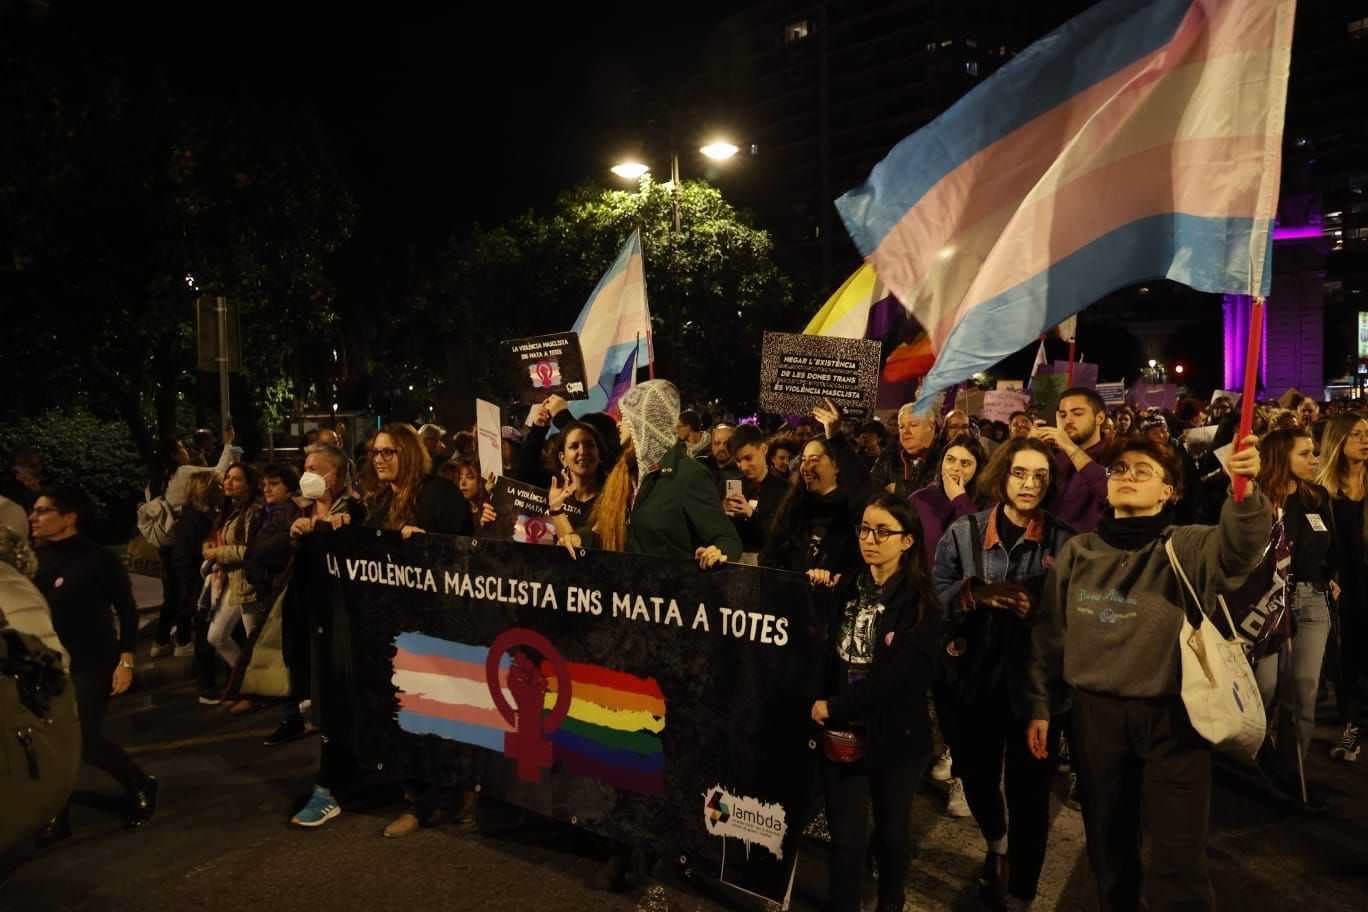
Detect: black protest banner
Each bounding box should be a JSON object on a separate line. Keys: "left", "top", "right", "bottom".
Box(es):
{"left": 502, "top": 332, "right": 590, "bottom": 401}
{"left": 758, "top": 331, "right": 881, "bottom": 419}
{"left": 304, "top": 529, "right": 826, "bottom": 907}
{"left": 485, "top": 476, "right": 556, "bottom": 545}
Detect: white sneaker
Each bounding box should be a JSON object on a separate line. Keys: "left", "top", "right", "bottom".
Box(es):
{"left": 929, "top": 748, "right": 953, "bottom": 781}
{"left": 946, "top": 778, "right": 971, "bottom": 818}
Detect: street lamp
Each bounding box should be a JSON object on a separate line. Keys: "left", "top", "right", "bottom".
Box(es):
{"left": 612, "top": 139, "right": 740, "bottom": 234}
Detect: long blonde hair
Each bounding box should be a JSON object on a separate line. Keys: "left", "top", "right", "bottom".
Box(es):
{"left": 1313, "top": 413, "right": 1368, "bottom": 500}
{"left": 587, "top": 441, "right": 637, "bottom": 553}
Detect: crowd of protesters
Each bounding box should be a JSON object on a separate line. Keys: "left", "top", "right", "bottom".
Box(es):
{"left": 3, "top": 380, "right": 1366, "bottom": 912}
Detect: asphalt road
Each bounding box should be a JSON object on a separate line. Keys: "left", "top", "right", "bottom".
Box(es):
{"left": 3, "top": 637, "right": 1367, "bottom": 911}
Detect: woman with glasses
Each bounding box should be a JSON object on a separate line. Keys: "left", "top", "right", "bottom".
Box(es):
{"left": 292, "top": 424, "right": 471, "bottom": 834}
{"left": 1252, "top": 428, "right": 1337, "bottom": 809}
{"left": 930, "top": 437, "right": 1075, "bottom": 910}
{"left": 807, "top": 494, "right": 942, "bottom": 912}
{"left": 1313, "top": 413, "right": 1368, "bottom": 763}
{"left": 1025, "top": 434, "right": 1268, "bottom": 911}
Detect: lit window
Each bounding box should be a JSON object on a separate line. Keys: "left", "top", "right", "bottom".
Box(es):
{"left": 965, "top": 60, "right": 979, "bottom": 76}
{"left": 784, "top": 20, "right": 810, "bottom": 42}
{"left": 940, "top": 39, "right": 953, "bottom": 47}
{"left": 926, "top": 41, "right": 937, "bottom": 52}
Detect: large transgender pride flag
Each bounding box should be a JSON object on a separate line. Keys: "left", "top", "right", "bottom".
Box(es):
{"left": 391, "top": 632, "right": 667, "bottom": 795}
{"left": 835, "top": 0, "right": 1294, "bottom": 409}
{"left": 570, "top": 230, "right": 653, "bottom": 417}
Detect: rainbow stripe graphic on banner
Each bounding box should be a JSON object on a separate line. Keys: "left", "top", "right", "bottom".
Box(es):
{"left": 391, "top": 632, "right": 666, "bottom": 795}
{"left": 835, "top": 0, "right": 1293, "bottom": 408}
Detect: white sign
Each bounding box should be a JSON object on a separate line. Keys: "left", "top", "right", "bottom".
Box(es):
{"left": 475, "top": 398, "right": 503, "bottom": 478}
{"left": 703, "top": 783, "right": 788, "bottom": 860}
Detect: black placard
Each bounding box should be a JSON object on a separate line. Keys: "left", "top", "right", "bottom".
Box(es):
{"left": 485, "top": 476, "right": 556, "bottom": 545}
{"left": 757, "top": 331, "right": 881, "bottom": 419}
{"left": 502, "top": 332, "right": 590, "bottom": 401}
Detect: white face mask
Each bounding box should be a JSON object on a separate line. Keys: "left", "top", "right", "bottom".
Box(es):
{"left": 299, "top": 470, "right": 331, "bottom": 500}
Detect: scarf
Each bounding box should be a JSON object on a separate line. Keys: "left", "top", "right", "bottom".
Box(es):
{"left": 1095, "top": 505, "right": 1174, "bottom": 551}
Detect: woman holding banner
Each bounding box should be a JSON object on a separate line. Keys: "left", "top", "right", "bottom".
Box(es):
{"left": 807, "top": 493, "right": 942, "bottom": 912}
{"left": 565, "top": 379, "right": 739, "bottom": 566}
{"left": 561, "top": 379, "right": 739, "bottom": 890}
{"left": 291, "top": 424, "right": 471, "bottom": 834}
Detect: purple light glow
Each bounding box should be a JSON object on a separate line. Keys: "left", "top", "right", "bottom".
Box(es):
{"left": 1224, "top": 295, "right": 1268, "bottom": 390}
{"left": 1273, "top": 226, "right": 1326, "bottom": 240}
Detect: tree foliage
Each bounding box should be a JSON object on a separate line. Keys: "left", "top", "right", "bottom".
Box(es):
{"left": 420, "top": 178, "right": 794, "bottom": 409}
{"left": 0, "top": 7, "right": 356, "bottom": 487}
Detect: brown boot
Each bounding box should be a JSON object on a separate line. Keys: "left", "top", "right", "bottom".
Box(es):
{"left": 383, "top": 812, "right": 422, "bottom": 838}
{"left": 977, "top": 851, "right": 1008, "bottom": 909}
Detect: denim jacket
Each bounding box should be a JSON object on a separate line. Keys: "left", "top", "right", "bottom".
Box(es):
{"left": 931, "top": 506, "right": 1075, "bottom": 716}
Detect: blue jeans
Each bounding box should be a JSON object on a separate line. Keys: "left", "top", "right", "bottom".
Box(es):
{"left": 1254, "top": 583, "right": 1331, "bottom": 771}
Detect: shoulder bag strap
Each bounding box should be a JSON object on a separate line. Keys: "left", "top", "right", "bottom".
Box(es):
{"left": 967, "top": 513, "right": 985, "bottom": 580}
{"left": 1165, "top": 536, "right": 1242, "bottom": 635}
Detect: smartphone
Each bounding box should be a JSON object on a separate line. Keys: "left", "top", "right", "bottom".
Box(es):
{"left": 725, "top": 479, "right": 743, "bottom": 499}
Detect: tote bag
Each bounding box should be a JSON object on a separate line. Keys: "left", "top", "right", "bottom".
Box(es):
{"left": 1166, "top": 539, "right": 1266, "bottom": 757}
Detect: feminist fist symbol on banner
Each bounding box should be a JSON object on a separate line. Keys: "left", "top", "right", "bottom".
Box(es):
{"left": 486, "top": 628, "right": 572, "bottom": 782}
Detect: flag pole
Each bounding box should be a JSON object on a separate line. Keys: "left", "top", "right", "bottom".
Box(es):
{"left": 1067, "top": 338, "right": 1076, "bottom": 386}
{"left": 1232, "top": 296, "right": 1264, "bottom": 503}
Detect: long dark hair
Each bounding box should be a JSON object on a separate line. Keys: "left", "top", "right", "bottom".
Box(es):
{"left": 938, "top": 434, "right": 990, "bottom": 504}
{"left": 759, "top": 437, "right": 843, "bottom": 569}
{"left": 214, "top": 463, "right": 260, "bottom": 543}
{"left": 862, "top": 493, "right": 939, "bottom": 626}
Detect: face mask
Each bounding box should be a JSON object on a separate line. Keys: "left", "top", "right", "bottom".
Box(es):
{"left": 299, "top": 471, "right": 330, "bottom": 500}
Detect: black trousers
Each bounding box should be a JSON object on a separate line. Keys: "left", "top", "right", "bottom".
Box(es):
{"left": 71, "top": 664, "right": 145, "bottom": 791}
{"left": 821, "top": 753, "right": 928, "bottom": 912}
{"left": 1333, "top": 607, "right": 1362, "bottom": 724}
{"left": 154, "top": 547, "right": 189, "bottom": 645}
{"left": 944, "top": 690, "right": 1061, "bottom": 901}
{"left": 1074, "top": 689, "right": 1213, "bottom": 912}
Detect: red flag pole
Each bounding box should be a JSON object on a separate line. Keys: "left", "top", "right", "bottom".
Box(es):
{"left": 1067, "top": 339, "right": 1077, "bottom": 386}
{"left": 1232, "top": 297, "right": 1264, "bottom": 502}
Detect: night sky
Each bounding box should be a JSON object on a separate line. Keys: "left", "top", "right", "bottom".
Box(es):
{"left": 71, "top": 2, "right": 742, "bottom": 253}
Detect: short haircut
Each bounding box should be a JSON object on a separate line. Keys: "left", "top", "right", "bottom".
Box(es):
{"left": 1008, "top": 411, "right": 1029, "bottom": 422}
{"left": 857, "top": 420, "right": 888, "bottom": 442}
{"left": 37, "top": 483, "right": 93, "bottom": 531}
{"left": 767, "top": 434, "right": 801, "bottom": 458}
{"left": 678, "top": 410, "right": 703, "bottom": 433}
{"left": 1057, "top": 387, "right": 1106, "bottom": 416}
{"left": 712, "top": 421, "right": 737, "bottom": 435}
{"left": 727, "top": 424, "right": 766, "bottom": 457}
{"left": 1101, "top": 436, "right": 1183, "bottom": 486}
{"left": 417, "top": 423, "right": 446, "bottom": 441}
{"left": 261, "top": 462, "right": 301, "bottom": 492}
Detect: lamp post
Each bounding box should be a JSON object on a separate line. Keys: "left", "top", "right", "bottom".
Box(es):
{"left": 612, "top": 139, "right": 739, "bottom": 234}
{"left": 611, "top": 140, "right": 740, "bottom": 388}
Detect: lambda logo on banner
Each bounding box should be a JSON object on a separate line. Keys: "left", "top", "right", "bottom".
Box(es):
{"left": 702, "top": 783, "right": 787, "bottom": 859}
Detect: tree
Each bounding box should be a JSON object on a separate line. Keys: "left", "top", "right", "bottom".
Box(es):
{"left": 0, "top": 7, "right": 356, "bottom": 488}
{"left": 412, "top": 178, "right": 793, "bottom": 413}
